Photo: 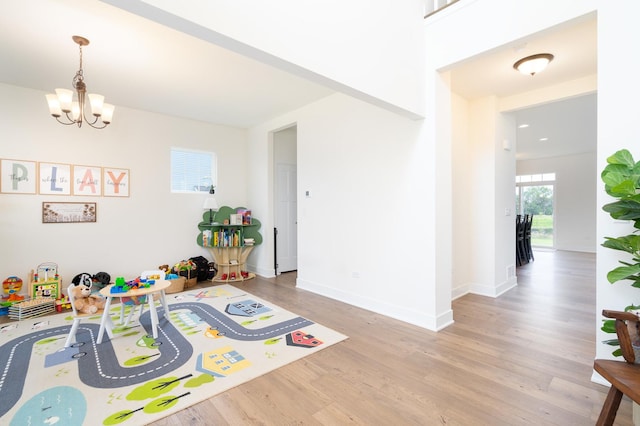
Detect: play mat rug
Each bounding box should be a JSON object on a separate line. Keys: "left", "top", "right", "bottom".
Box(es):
{"left": 0, "top": 284, "right": 347, "bottom": 425}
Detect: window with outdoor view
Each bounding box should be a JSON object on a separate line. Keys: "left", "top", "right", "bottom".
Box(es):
{"left": 515, "top": 173, "right": 555, "bottom": 248}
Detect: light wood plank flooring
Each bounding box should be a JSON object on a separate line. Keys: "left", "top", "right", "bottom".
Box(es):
{"left": 149, "top": 250, "right": 633, "bottom": 425}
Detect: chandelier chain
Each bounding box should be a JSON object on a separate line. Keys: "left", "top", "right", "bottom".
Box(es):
{"left": 73, "top": 43, "right": 84, "bottom": 88}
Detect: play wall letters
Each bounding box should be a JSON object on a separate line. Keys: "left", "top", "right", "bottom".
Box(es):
{"left": 0, "top": 158, "right": 129, "bottom": 197}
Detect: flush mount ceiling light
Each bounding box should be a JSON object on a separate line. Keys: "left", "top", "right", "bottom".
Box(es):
{"left": 513, "top": 53, "right": 554, "bottom": 76}
{"left": 45, "top": 36, "right": 114, "bottom": 129}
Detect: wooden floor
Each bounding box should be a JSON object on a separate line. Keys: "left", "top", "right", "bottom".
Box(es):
{"left": 147, "top": 250, "right": 634, "bottom": 426}
{"left": 1, "top": 252, "right": 629, "bottom": 424}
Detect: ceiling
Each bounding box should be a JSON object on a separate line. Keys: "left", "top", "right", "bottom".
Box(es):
{"left": 0, "top": 1, "right": 596, "bottom": 159}
{"left": 0, "top": 0, "right": 334, "bottom": 128}
{"left": 448, "top": 15, "right": 597, "bottom": 161}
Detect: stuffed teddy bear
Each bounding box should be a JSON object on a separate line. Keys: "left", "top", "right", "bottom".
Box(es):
{"left": 69, "top": 278, "right": 106, "bottom": 315}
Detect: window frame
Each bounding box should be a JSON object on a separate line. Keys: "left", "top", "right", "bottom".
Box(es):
{"left": 170, "top": 147, "right": 217, "bottom": 194}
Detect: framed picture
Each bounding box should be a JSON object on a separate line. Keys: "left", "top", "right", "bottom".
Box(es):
{"left": 237, "top": 209, "right": 252, "bottom": 225}
{"left": 103, "top": 167, "right": 130, "bottom": 197}
{"left": 39, "top": 162, "right": 72, "bottom": 195}
{"left": 42, "top": 202, "right": 97, "bottom": 223}
{"left": 0, "top": 159, "right": 37, "bottom": 194}
{"left": 73, "top": 165, "right": 102, "bottom": 196}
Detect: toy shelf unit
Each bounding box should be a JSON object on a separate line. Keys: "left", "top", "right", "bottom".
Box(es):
{"left": 197, "top": 206, "right": 262, "bottom": 283}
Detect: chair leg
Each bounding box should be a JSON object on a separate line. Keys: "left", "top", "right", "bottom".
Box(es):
{"left": 64, "top": 318, "right": 81, "bottom": 347}
{"left": 596, "top": 386, "right": 623, "bottom": 426}
{"left": 527, "top": 239, "right": 534, "bottom": 261}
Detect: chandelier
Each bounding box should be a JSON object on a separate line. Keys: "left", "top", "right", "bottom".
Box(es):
{"left": 45, "top": 36, "right": 114, "bottom": 129}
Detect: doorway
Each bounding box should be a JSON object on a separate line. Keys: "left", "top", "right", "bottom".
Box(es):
{"left": 273, "top": 126, "right": 298, "bottom": 275}
{"left": 516, "top": 174, "right": 556, "bottom": 249}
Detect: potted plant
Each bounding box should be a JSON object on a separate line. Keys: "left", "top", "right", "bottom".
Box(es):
{"left": 600, "top": 149, "right": 640, "bottom": 356}
{"left": 601, "top": 149, "right": 640, "bottom": 286}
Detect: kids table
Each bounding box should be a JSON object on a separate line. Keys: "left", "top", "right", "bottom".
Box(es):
{"left": 96, "top": 280, "right": 171, "bottom": 344}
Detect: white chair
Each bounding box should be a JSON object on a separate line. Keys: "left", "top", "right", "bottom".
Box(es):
{"left": 64, "top": 283, "right": 110, "bottom": 347}
{"left": 120, "top": 270, "right": 166, "bottom": 326}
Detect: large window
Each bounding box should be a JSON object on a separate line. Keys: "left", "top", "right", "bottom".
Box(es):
{"left": 170, "top": 148, "right": 217, "bottom": 193}
{"left": 516, "top": 173, "right": 555, "bottom": 248}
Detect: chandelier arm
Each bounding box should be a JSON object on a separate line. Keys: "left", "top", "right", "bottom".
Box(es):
{"left": 83, "top": 113, "right": 109, "bottom": 129}
{"left": 84, "top": 120, "right": 109, "bottom": 130}
{"left": 55, "top": 115, "right": 78, "bottom": 126}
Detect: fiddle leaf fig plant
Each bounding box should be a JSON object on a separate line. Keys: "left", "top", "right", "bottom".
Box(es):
{"left": 600, "top": 149, "right": 640, "bottom": 357}
{"left": 601, "top": 149, "right": 640, "bottom": 287}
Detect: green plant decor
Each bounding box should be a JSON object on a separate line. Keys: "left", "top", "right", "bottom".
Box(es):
{"left": 601, "top": 149, "right": 640, "bottom": 286}
{"left": 600, "top": 149, "right": 640, "bottom": 356}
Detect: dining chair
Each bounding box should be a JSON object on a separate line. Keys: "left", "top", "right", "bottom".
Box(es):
{"left": 524, "top": 214, "right": 534, "bottom": 262}
{"left": 516, "top": 214, "right": 527, "bottom": 266}
{"left": 594, "top": 309, "right": 640, "bottom": 425}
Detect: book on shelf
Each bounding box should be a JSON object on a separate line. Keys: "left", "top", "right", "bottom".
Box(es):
{"left": 237, "top": 209, "right": 252, "bottom": 225}
{"left": 210, "top": 228, "right": 243, "bottom": 247}
{"left": 202, "top": 230, "right": 212, "bottom": 247}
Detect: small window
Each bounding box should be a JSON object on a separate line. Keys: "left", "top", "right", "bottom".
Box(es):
{"left": 170, "top": 148, "right": 217, "bottom": 193}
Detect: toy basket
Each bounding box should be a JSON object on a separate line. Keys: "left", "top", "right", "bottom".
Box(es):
{"left": 179, "top": 270, "right": 197, "bottom": 288}
{"left": 165, "top": 276, "right": 186, "bottom": 294}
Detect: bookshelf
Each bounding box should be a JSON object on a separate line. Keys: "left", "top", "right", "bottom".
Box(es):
{"left": 196, "top": 206, "right": 262, "bottom": 282}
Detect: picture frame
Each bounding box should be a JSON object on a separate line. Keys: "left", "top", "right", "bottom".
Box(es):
{"left": 103, "top": 167, "right": 130, "bottom": 197}
{"left": 42, "top": 202, "right": 97, "bottom": 223}
{"left": 0, "top": 159, "right": 37, "bottom": 194}
{"left": 230, "top": 214, "right": 242, "bottom": 225}
{"left": 73, "top": 165, "right": 102, "bottom": 196}
{"left": 237, "top": 209, "right": 252, "bottom": 225}
{"left": 39, "top": 162, "right": 72, "bottom": 195}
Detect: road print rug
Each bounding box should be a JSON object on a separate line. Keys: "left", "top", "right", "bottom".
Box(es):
{"left": 0, "top": 284, "right": 347, "bottom": 425}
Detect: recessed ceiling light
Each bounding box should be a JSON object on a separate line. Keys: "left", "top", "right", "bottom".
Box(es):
{"left": 539, "top": 137, "right": 549, "bottom": 141}
{"left": 518, "top": 124, "right": 529, "bottom": 128}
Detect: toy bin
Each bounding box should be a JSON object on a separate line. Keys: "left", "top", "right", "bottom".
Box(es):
{"left": 165, "top": 276, "right": 186, "bottom": 294}
{"left": 179, "top": 270, "right": 197, "bottom": 288}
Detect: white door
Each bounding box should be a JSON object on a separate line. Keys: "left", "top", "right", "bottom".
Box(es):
{"left": 275, "top": 163, "right": 297, "bottom": 272}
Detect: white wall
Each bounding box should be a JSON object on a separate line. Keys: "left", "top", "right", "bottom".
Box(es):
{"left": 595, "top": 2, "right": 640, "bottom": 361}
{"left": 247, "top": 93, "right": 452, "bottom": 330}
{"left": 4, "top": 0, "right": 629, "bottom": 343}
{"left": 467, "top": 97, "right": 499, "bottom": 294}
{"left": 517, "top": 152, "right": 597, "bottom": 253}
{"left": 103, "top": 0, "right": 426, "bottom": 119}
{"left": 427, "top": 0, "right": 597, "bottom": 302}
{"left": 456, "top": 96, "right": 518, "bottom": 298}
{"left": 424, "top": 0, "right": 597, "bottom": 70}
{"left": 451, "top": 92, "right": 472, "bottom": 298}
{"left": 0, "top": 82, "right": 248, "bottom": 284}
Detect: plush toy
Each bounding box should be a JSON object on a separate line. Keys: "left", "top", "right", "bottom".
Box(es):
{"left": 72, "top": 272, "right": 93, "bottom": 287}
{"left": 69, "top": 278, "right": 106, "bottom": 315}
